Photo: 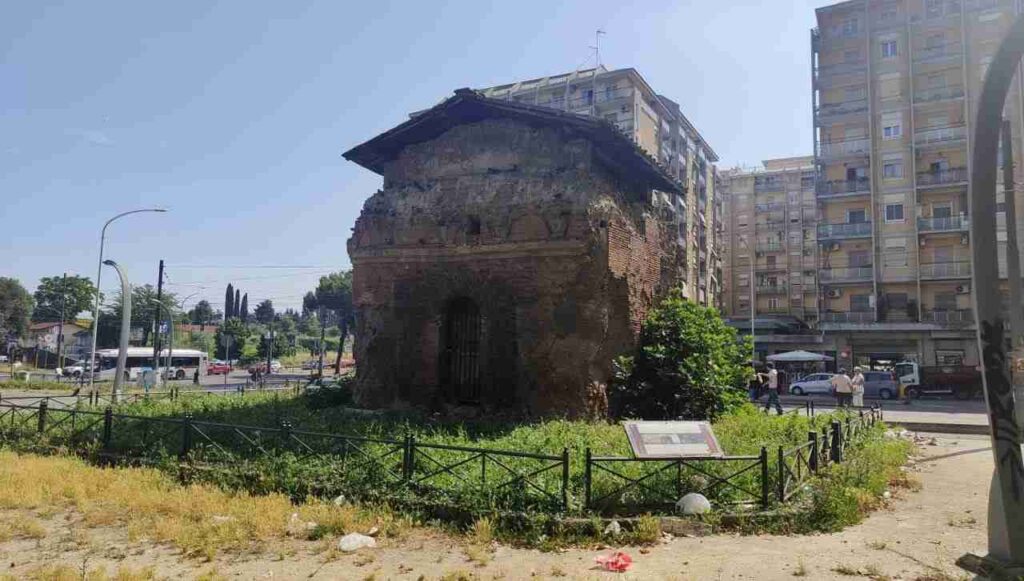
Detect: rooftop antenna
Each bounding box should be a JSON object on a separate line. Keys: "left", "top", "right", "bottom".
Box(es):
{"left": 589, "top": 29, "right": 606, "bottom": 68}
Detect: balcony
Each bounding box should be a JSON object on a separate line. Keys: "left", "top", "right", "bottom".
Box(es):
{"left": 815, "top": 61, "right": 867, "bottom": 78}
{"left": 818, "top": 138, "right": 870, "bottom": 159}
{"left": 920, "top": 261, "right": 971, "bottom": 279}
{"left": 913, "top": 44, "right": 962, "bottom": 65}
{"left": 756, "top": 283, "right": 788, "bottom": 294}
{"left": 818, "top": 221, "right": 872, "bottom": 240}
{"left": 917, "top": 215, "right": 970, "bottom": 233}
{"left": 817, "top": 177, "right": 870, "bottom": 197}
{"left": 819, "top": 266, "right": 874, "bottom": 283}
{"left": 754, "top": 181, "right": 784, "bottom": 194}
{"left": 914, "top": 125, "right": 966, "bottom": 146}
{"left": 756, "top": 221, "right": 786, "bottom": 232}
{"left": 922, "top": 308, "right": 974, "bottom": 326}
{"left": 914, "top": 85, "right": 965, "bottom": 104}
{"left": 755, "top": 202, "right": 785, "bottom": 213}
{"left": 756, "top": 242, "right": 784, "bottom": 253}
{"left": 916, "top": 167, "right": 968, "bottom": 188}
{"left": 822, "top": 311, "right": 875, "bottom": 323}
{"left": 816, "top": 99, "right": 869, "bottom": 119}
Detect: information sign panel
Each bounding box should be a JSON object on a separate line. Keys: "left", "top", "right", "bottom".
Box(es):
{"left": 623, "top": 421, "right": 724, "bottom": 459}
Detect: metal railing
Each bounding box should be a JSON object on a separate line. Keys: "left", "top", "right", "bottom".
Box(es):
{"left": 756, "top": 221, "right": 786, "bottom": 231}
{"left": 756, "top": 242, "right": 784, "bottom": 253}
{"left": 755, "top": 202, "right": 785, "bottom": 213}
{"left": 816, "top": 99, "right": 869, "bottom": 118}
{"left": 819, "top": 266, "right": 874, "bottom": 282}
{"left": 915, "top": 85, "right": 965, "bottom": 103}
{"left": 818, "top": 221, "right": 872, "bottom": 239}
{"left": 817, "top": 177, "right": 870, "bottom": 196}
{"left": 756, "top": 283, "right": 789, "bottom": 294}
{"left": 913, "top": 44, "right": 962, "bottom": 64}
{"left": 920, "top": 261, "right": 971, "bottom": 279}
{"left": 822, "top": 311, "right": 875, "bottom": 323}
{"left": 916, "top": 168, "right": 968, "bottom": 187}
{"left": 917, "top": 214, "right": 969, "bottom": 232}
{"left": 818, "top": 138, "right": 870, "bottom": 158}
{"left": 922, "top": 309, "right": 975, "bottom": 325}
{"left": 914, "top": 125, "right": 966, "bottom": 145}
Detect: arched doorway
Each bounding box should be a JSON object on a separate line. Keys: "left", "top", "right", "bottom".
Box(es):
{"left": 441, "top": 297, "right": 482, "bottom": 403}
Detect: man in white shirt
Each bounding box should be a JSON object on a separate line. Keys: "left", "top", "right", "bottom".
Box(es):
{"left": 761, "top": 363, "right": 783, "bottom": 415}
{"left": 831, "top": 368, "right": 853, "bottom": 407}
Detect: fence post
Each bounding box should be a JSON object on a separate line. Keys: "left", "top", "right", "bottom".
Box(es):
{"left": 561, "top": 448, "right": 570, "bottom": 511}
{"left": 809, "top": 431, "right": 819, "bottom": 473}
{"left": 37, "top": 400, "right": 48, "bottom": 433}
{"left": 406, "top": 435, "right": 416, "bottom": 481}
{"left": 584, "top": 448, "right": 592, "bottom": 511}
{"left": 831, "top": 421, "right": 843, "bottom": 463}
{"left": 777, "top": 445, "right": 785, "bottom": 502}
{"left": 760, "top": 446, "right": 770, "bottom": 508}
{"left": 102, "top": 407, "right": 113, "bottom": 449}
{"left": 805, "top": 401, "right": 810, "bottom": 416}
{"left": 811, "top": 400, "right": 816, "bottom": 417}
{"left": 180, "top": 414, "right": 193, "bottom": 459}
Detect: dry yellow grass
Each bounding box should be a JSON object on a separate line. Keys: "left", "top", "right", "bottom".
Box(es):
{"left": 0, "top": 451, "right": 409, "bottom": 559}
{"left": 0, "top": 564, "right": 156, "bottom": 581}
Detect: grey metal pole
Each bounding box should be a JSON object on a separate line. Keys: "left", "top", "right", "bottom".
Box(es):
{"left": 103, "top": 260, "right": 131, "bottom": 402}
{"left": 86, "top": 208, "right": 166, "bottom": 395}
{"left": 963, "top": 14, "right": 1024, "bottom": 569}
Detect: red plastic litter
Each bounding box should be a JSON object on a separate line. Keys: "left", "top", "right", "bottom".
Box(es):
{"left": 595, "top": 551, "right": 633, "bottom": 572}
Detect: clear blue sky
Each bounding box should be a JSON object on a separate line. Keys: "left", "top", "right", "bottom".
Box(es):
{"left": 1, "top": 0, "right": 823, "bottom": 314}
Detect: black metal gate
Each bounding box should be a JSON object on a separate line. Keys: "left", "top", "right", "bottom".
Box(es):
{"left": 442, "top": 298, "right": 482, "bottom": 403}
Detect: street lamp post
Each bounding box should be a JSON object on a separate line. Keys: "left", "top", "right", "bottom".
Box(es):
{"left": 87, "top": 209, "right": 166, "bottom": 395}
{"left": 956, "top": 14, "right": 1024, "bottom": 575}
{"left": 103, "top": 260, "right": 131, "bottom": 400}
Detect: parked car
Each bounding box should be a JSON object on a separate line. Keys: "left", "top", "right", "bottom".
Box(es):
{"left": 862, "top": 370, "right": 898, "bottom": 400}
{"left": 249, "top": 360, "right": 283, "bottom": 374}
{"left": 788, "top": 373, "right": 835, "bottom": 396}
{"left": 207, "top": 361, "right": 233, "bottom": 375}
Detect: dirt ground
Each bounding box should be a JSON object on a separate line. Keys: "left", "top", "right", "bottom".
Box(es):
{"left": 0, "top": 434, "right": 991, "bottom": 580}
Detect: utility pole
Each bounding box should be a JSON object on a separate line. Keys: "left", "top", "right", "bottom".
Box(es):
{"left": 56, "top": 272, "right": 67, "bottom": 371}
{"left": 153, "top": 259, "right": 164, "bottom": 371}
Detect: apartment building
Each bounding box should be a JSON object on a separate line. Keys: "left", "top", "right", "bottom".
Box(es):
{"left": 810, "top": 0, "right": 1024, "bottom": 369}
{"left": 720, "top": 157, "right": 821, "bottom": 335}
{"left": 477, "top": 66, "right": 723, "bottom": 306}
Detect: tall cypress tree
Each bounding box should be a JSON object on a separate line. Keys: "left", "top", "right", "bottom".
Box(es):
{"left": 234, "top": 289, "right": 241, "bottom": 318}
{"left": 240, "top": 293, "right": 249, "bottom": 323}
{"left": 225, "top": 284, "right": 234, "bottom": 320}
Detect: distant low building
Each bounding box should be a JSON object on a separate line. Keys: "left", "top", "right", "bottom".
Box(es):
{"left": 344, "top": 89, "right": 689, "bottom": 416}
{"left": 26, "top": 321, "right": 87, "bottom": 352}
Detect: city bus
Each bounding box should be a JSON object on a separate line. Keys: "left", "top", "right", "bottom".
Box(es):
{"left": 92, "top": 348, "right": 208, "bottom": 381}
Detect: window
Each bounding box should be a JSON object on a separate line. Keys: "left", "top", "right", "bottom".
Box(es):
{"left": 849, "top": 250, "right": 871, "bottom": 267}
{"left": 882, "top": 40, "right": 898, "bottom": 58}
{"left": 848, "top": 208, "right": 868, "bottom": 224}
{"left": 887, "top": 293, "right": 909, "bottom": 312}
{"left": 935, "top": 292, "right": 957, "bottom": 310}
{"left": 767, "top": 297, "right": 781, "bottom": 310}
{"left": 927, "top": 73, "right": 946, "bottom": 88}
{"left": 933, "top": 245, "right": 954, "bottom": 263}
{"left": 883, "top": 161, "right": 904, "bottom": 178}
{"left": 925, "top": 0, "right": 942, "bottom": 18}
{"left": 842, "top": 17, "right": 860, "bottom": 35}
{"left": 851, "top": 294, "right": 872, "bottom": 312}
{"left": 932, "top": 204, "right": 953, "bottom": 219}
{"left": 884, "top": 239, "right": 908, "bottom": 267}
{"left": 879, "top": 73, "right": 902, "bottom": 98}
{"left": 766, "top": 255, "right": 777, "bottom": 268}
{"left": 883, "top": 124, "right": 902, "bottom": 139}
{"left": 880, "top": 8, "right": 898, "bottom": 22}
{"left": 885, "top": 204, "right": 905, "bottom": 222}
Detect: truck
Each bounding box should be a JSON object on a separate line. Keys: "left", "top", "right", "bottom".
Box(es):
{"left": 894, "top": 361, "right": 982, "bottom": 400}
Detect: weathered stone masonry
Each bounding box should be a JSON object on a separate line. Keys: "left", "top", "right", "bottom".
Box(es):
{"left": 344, "top": 90, "right": 686, "bottom": 417}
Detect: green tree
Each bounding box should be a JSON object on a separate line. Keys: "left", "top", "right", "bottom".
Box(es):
{"left": 224, "top": 284, "right": 234, "bottom": 321}
{"left": 254, "top": 299, "right": 274, "bottom": 324}
{"left": 0, "top": 278, "right": 33, "bottom": 340}
{"left": 188, "top": 300, "right": 216, "bottom": 328}
{"left": 215, "top": 318, "right": 251, "bottom": 360}
{"left": 31, "top": 275, "right": 98, "bottom": 323}
{"left": 103, "top": 284, "right": 178, "bottom": 347}
{"left": 314, "top": 271, "right": 353, "bottom": 373}
{"left": 257, "top": 330, "right": 293, "bottom": 359}
{"left": 610, "top": 289, "right": 752, "bottom": 421}
{"left": 239, "top": 293, "right": 249, "bottom": 322}
{"left": 302, "top": 291, "right": 318, "bottom": 317}
{"left": 234, "top": 289, "right": 241, "bottom": 318}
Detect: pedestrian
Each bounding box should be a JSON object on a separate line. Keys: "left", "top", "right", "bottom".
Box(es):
{"left": 831, "top": 367, "right": 853, "bottom": 407}
{"left": 193, "top": 369, "right": 200, "bottom": 386}
{"left": 761, "top": 363, "right": 783, "bottom": 415}
{"left": 851, "top": 366, "right": 865, "bottom": 408}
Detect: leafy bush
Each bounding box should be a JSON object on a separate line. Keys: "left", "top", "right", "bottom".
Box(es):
{"left": 303, "top": 375, "right": 355, "bottom": 409}
{"left": 610, "top": 289, "right": 752, "bottom": 421}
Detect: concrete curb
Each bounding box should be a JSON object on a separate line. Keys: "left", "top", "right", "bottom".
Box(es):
{"left": 888, "top": 420, "right": 989, "bottom": 435}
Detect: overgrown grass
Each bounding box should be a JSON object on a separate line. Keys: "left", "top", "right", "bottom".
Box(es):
{"left": 0, "top": 379, "right": 78, "bottom": 391}
{"left": 0, "top": 450, "right": 411, "bottom": 560}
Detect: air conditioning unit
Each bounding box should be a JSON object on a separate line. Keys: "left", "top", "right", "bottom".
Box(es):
{"left": 960, "top": 234, "right": 970, "bottom": 246}
{"left": 827, "top": 289, "right": 843, "bottom": 298}
{"left": 956, "top": 284, "right": 971, "bottom": 294}
{"left": 826, "top": 242, "right": 840, "bottom": 251}
{"left": 920, "top": 238, "right": 927, "bottom": 247}
{"left": 755, "top": 251, "right": 764, "bottom": 257}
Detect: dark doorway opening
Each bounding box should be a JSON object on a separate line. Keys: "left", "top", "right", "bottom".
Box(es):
{"left": 441, "top": 297, "right": 482, "bottom": 403}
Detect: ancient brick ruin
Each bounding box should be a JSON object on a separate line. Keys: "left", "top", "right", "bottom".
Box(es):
{"left": 343, "top": 89, "right": 687, "bottom": 417}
